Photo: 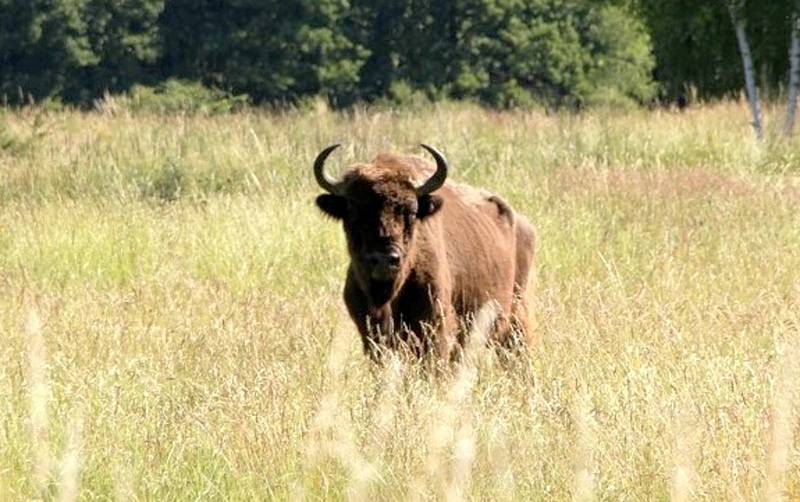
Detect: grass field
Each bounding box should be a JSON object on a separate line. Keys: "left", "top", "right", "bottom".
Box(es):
{"left": 1, "top": 101, "right": 799, "bottom": 500}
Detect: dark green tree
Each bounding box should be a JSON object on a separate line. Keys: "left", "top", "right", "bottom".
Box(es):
{"left": 0, "top": 0, "right": 694, "bottom": 110}
{"left": 634, "top": 0, "right": 792, "bottom": 103}
{"left": 0, "top": 0, "right": 164, "bottom": 104}
{"left": 0, "top": 0, "right": 96, "bottom": 103}
{"left": 159, "top": 0, "right": 368, "bottom": 105}
{"left": 352, "top": 0, "right": 655, "bottom": 108}
{"left": 78, "top": 0, "right": 165, "bottom": 97}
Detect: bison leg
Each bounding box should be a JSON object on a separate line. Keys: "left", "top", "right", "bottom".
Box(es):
{"left": 394, "top": 302, "right": 456, "bottom": 362}
{"left": 388, "top": 283, "right": 457, "bottom": 363}
{"left": 344, "top": 271, "right": 393, "bottom": 362}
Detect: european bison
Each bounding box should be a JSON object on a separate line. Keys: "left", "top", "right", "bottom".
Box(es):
{"left": 314, "top": 144, "right": 535, "bottom": 361}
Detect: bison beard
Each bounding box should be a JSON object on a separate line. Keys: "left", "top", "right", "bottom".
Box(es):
{"left": 314, "top": 144, "right": 536, "bottom": 362}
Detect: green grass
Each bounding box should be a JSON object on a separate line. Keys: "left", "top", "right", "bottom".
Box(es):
{"left": 0, "top": 100, "right": 799, "bottom": 500}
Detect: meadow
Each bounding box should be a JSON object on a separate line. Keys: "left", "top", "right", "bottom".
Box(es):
{"left": 0, "top": 100, "right": 799, "bottom": 500}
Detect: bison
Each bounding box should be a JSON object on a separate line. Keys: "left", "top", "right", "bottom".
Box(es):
{"left": 314, "top": 144, "right": 535, "bottom": 361}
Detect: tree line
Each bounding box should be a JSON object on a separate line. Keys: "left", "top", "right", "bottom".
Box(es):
{"left": 0, "top": 0, "right": 798, "bottom": 113}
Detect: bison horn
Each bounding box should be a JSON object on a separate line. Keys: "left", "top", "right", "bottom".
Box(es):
{"left": 417, "top": 144, "right": 448, "bottom": 195}
{"left": 313, "top": 144, "right": 344, "bottom": 195}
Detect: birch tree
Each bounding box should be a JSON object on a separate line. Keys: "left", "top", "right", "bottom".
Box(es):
{"left": 726, "top": 0, "right": 764, "bottom": 139}
{"left": 784, "top": 0, "right": 800, "bottom": 137}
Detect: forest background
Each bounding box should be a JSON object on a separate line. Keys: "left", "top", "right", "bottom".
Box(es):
{"left": 1, "top": 0, "right": 797, "bottom": 112}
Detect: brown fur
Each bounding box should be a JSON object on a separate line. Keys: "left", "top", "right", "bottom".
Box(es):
{"left": 316, "top": 152, "right": 536, "bottom": 361}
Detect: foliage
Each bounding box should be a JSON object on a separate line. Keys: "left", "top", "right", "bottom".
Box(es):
{"left": 1, "top": 0, "right": 798, "bottom": 108}
{"left": 0, "top": 0, "right": 164, "bottom": 104}
{"left": 634, "top": 0, "right": 794, "bottom": 103}
{"left": 159, "top": 0, "right": 368, "bottom": 106}
{"left": 109, "top": 79, "right": 250, "bottom": 115}
{"left": 582, "top": 4, "right": 656, "bottom": 107}
{"left": 352, "top": 0, "right": 655, "bottom": 108}
{"left": 1, "top": 0, "right": 655, "bottom": 109}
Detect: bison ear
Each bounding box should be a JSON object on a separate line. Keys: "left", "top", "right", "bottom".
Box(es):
{"left": 417, "top": 194, "right": 443, "bottom": 219}
{"left": 316, "top": 194, "right": 347, "bottom": 220}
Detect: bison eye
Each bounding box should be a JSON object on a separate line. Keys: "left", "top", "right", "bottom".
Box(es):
{"left": 395, "top": 205, "right": 416, "bottom": 223}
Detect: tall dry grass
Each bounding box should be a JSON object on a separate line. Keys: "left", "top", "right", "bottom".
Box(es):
{"left": 25, "top": 308, "right": 52, "bottom": 493}
{"left": 764, "top": 337, "right": 800, "bottom": 502}
{"left": 0, "top": 100, "right": 799, "bottom": 499}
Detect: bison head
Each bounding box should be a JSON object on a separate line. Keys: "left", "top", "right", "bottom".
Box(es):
{"left": 314, "top": 144, "right": 447, "bottom": 285}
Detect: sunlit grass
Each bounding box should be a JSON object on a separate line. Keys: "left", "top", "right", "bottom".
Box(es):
{"left": 0, "top": 100, "right": 798, "bottom": 499}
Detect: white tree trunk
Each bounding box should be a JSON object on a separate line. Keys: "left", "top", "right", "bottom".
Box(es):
{"left": 728, "top": 2, "right": 764, "bottom": 140}
{"left": 784, "top": 2, "right": 800, "bottom": 137}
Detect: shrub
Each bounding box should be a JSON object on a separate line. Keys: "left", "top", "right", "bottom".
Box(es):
{"left": 108, "top": 79, "right": 249, "bottom": 115}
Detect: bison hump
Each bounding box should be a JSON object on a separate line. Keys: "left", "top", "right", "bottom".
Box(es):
{"left": 486, "top": 194, "right": 515, "bottom": 226}
{"left": 448, "top": 182, "right": 516, "bottom": 228}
